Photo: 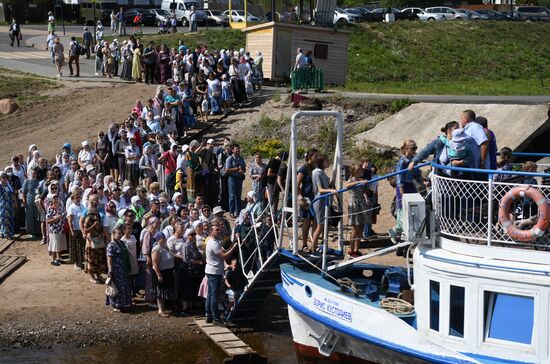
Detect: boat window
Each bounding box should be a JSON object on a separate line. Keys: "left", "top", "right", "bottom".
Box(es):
{"left": 429, "top": 280, "right": 440, "bottom": 331}
{"left": 484, "top": 292, "right": 534, "bottom": 345}
{"left": 449, "top": 285, "right": 465, "bottom": 338}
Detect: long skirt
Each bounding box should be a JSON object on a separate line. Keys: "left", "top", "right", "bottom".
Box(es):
{"left": 69, "top": 230, "right": 86, "bottom": 266}
{"left": 118, "top": 156, "right": 126, "bottom": 182}
{"left": 153, "top": 268, "right": 174, "bottom": 301}
{"left": 126, "top": 163, "right": 139, "bottom": 186}
{"left": 105, "top": 265, "right": 132, "bottom": 309}
{"left": 186, "top": 167, "right": 196, "bottom": 203}
{"left": 48, "top": 233, "right": 67, "bottom": 253}
{"left": 120, "top": 59, "right": 132, "bottom": 80}
{"left": 209, "top": 95, "right": 221, "bottom": 114}
{"left": 178, "top": 264, "right": 203, "bottom": 302}
{"left": 156, "top": 165, "right": 166, "bottom": 192}
{"left": 85, "top": 247, "right": 108, "bottom": 275}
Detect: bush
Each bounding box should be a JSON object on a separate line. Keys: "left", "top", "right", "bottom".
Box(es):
{"left": 348, "top": 145, "right": 397, "bottom": 174}
{"left": 389, "top": 98, "right": 413, "bottom": 114}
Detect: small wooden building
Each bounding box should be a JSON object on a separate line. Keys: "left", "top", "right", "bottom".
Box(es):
{"left": 242, "top": 22, "right": 352, "bottom": 86}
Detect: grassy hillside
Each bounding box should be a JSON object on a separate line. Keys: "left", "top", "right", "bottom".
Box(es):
{"left": 346, "top": 21, "right": 550, "bottom": 95}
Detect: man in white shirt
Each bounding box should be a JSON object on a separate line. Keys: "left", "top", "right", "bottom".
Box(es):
{"left": 47, "top": 32, "right": 57, "bottom": 63}
{"left": 294, "top": 48, "right": 305, "bottom": 70}
{"left": 460, "top": 109, "right": 488, "bottom": 170}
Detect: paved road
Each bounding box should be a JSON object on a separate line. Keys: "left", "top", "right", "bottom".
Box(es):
{"left": 0, "top": 24, "right": 222, "bottom": 80}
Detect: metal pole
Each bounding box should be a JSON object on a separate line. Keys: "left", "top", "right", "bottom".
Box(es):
{"left": 487, "top": 173, "right": 493, "bottom": 246}
{"left": 321, "top": 196, "right": 329, "bottom": 272}
{"left": 93, "top": 0, "right": 96, "bottom": 48}
{"left": 291, "top": 114, "right": 299, "bottom": 255}
{"left": 279, "top": 147, "right": 291, "bottom": 249}
{"left": 335, "top": 113, "right": 344, "bottom": 252}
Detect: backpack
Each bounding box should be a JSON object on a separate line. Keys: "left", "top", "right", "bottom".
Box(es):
{"left": 75, "top": 42, "right": 85, "bottom": 56}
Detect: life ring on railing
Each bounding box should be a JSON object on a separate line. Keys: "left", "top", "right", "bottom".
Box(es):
{"left": 498, "top": 186, "right": 550, "bottom": 242}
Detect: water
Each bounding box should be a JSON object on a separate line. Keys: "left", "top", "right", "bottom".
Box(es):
{"left": 1, "top": 332, "right": 298, "bottom": 364}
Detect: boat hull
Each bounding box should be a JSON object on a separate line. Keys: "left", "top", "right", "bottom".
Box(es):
{"left": 288, "top": 305, "right": 429, "bottom": 364}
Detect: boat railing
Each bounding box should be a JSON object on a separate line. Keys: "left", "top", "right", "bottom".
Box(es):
{"left": 431, "top": 162, "right": 550, "bottom": 249}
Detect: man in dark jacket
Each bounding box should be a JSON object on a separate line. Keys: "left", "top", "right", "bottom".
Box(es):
{"left": 9, "top": 18, "right": 21, "bottom": 47}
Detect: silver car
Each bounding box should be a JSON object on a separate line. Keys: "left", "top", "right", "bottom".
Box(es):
{"left": 425, "top": 7, "right": 470, "bottom": 20}
{"left": 456, "top": 9, "right": 488, "bottom": 20}
{"left": 401, "top": 7, "right": 445, "bottom": 21}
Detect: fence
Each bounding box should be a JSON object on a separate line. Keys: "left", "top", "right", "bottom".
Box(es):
{"left": 431, "top": 168, "right": 550, "bottom": 249}
{"left": 291, "top": 67, "right": 323, "bottom": 92}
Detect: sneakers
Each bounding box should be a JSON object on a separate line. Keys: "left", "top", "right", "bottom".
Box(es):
{"left": 205, "top": 316, "right": 213, "bottom": 324}
{"left": 213, "top": 319, "right": 226, "bottom": 327}
{"left": 50, "top": 260, "right": 60, "bottom": 266}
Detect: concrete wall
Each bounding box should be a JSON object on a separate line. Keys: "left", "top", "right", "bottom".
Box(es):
{"left": 356, "top": 103, "right": 550, "bottom": 153}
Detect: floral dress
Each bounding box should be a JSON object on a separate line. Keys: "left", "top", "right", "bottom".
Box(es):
{"left": 250, "top": 162, "right": 266, "bottom": 202}
{"left": 105, "top": 240, "right": 132, "bottom": 309}
{"left": 347, "top": 177, "right": 371, "bottom": 226}
{"left": 0, "top": 183, "right": 14, "bottom": 239}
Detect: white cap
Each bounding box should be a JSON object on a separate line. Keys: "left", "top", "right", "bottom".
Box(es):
{"left": 122, "top": 186, "right": 131, "bottom": 193}
{"left": 212, "top": 206, "right": 225, "bottom": 215}
{"left": 85, "top": 165, "right": 95, "bottom": 172}
{"left": 131, "top": 195, "right": 140, "bottom": 205}
{"left": 207, "top": 138, "right": 215, "bottom": 144}
{"left": 181, "top": 144, "right": 189, "bottom": 153}
{"left": 81, "top": 141, "right": 91, "bottom": 147}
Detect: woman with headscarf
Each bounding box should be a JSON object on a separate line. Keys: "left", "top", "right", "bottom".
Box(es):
{"left": 171, "top": 192, "right": 185, "bottom": 211}
{"left": 185, "top": 140, "right": 201, "bottom": 203}
{"left": 21, "top": 167, "right": 41, "bottom": 238}
{"left": 141, "top": 216, "right": 160, "bottom": 307}
{"left": 106, "top": 226, "right": 133, "bottom": 312}
{"left": 81, "top": 194, "right": 108, "bottom": 284}
{"left": 46, "top": 193, "right": 66, "bottom": 265}
{"left": 120, "top": 41, "right": 133, "bottom": 81}
{"left": 27, "top": 144, "right": 38, "bottom": 167}
{"left": 152, "top": 231, "right": 174, "bottom": 317}
{"left": 95, "top": 131, "right": 109, "bottom": 175}
{"left": 105, "top": 123, "right": 119, "bottom": 182}
{"left": 206, "top": 71, "right": 221, "bottom": 115}
{"left": 125, "top": 136, "right": 141, "bottom": 187}
{"left": 132, "top": 43, "right": 143, "bottom": 82}
{"left": 253, "top": 51, "right": 263, "bottom": 91}
{"left": 158, "top": 44, "right": 171, "bottom": 84}
{"left": 177, "top": 227, "right": 203, "bottom": 314}
{"left": 139, "top": 145, "right": 158, "bottom": 182}
{"left": 78, "top": 141, "right": 98, "bottom": 169}
{"left": 0, "top": 172, "right": 15, "bottom": 240}
{"left": 67, "top": 191, "right": 86, "bottom": 270}
{"left": 27, "top": 149, "right": 41, "bottom": 175}
{"left": 102, "top": 41, "right": 113, "bottom": 78}
{"left": 115, "top": 129, "right": 129, "bottom": 183}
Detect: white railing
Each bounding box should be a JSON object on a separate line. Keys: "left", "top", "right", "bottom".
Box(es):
{"left": 431, "top": 173, "right": 550, "bottom": 248}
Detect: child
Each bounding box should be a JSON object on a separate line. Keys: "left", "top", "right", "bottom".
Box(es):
{"left": 494, "top": 147, "right": 513, "bottom": 182}
{"left": 221, "top": 74, "right": 232, "bottom": 116}
{"left": 224, "top": 258, "right": 246, "bottom": 312}
{"left": 244, "top": 70, "right": 254, "bottom": 98}
{"left": 442, "top": 128, "right": 470, "bottom": 167}
{"left": 201, "top": 98, "right": 209, "bottom": 123}
{"left": 522, "top": 161, "right": 538, "bottom": 185}
{"left": 172, "top": 60, "right": 181, "bottom": 84}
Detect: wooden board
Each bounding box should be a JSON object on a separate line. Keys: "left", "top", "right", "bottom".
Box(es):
{"left": 0, "top": 238, "right": 15, "bottom": 253}
{"left": 0, "top": 255, "right": 26, "bottom": 283}
{"left": 193, "top": 318, "right": 267, "bottom": 363}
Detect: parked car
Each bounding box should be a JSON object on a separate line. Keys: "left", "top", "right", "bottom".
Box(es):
{"left": 334, "top": 7, "right": 360, "bottom": 24}
{"left": 370, "top": 8, "right": 417, "bottom": 21}
{"left": 204, "top": 10, "right": 230, "bottom": 26}
{"left": 345, "top": 7, "right": 377, "bottom": 22}
{"left": 475, "top": 9, "right": 510, "bottom": 20}
{"left": 125, "top": 8, "right": 158, "bottom": 26}
{"left": 425, "top": 7, "right": 469, "bottom": 20}
{"left": 514, "top": 6, "right": 550, "bottom": 21}
{"left": 161, "top": 0, "right": 207, "bottom": 27}
{"left": 401, "top": 7, "right": 445, "bottom": 21}
{"left": 221, "top": 10, "right": 261, "bottom": 22}
{"left": 150, "top": 8, "right": 172, "bottom": 24}
{"left": 456, "top": 9, "right": 488, "bottom": 20}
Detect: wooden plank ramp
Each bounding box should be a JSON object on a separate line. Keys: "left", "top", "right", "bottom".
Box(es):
{"left": 0, "top": 255, "right": 26, "bottom": 283}
{"left": 0, "top": 238, "right": 15, "bottom": 254}
{"left": 193, "top": 318, "right": 267, "bottom": 364}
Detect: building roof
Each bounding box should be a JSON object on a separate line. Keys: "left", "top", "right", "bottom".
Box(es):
{"left": 241, "top": 21, "right": 353, "bottom": 35}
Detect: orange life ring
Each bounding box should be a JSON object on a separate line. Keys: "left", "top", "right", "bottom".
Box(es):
{"left": 498, "top": 186, "right": 550, "bottom": 242}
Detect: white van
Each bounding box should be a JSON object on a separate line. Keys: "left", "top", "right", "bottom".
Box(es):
{"left": 161, "top": 0, "right": 207, "bottom": 26}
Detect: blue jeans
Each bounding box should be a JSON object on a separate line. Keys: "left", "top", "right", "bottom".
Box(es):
{"left": 228, "top": 176, "right": 242, "bottom": 215}
{"left": 205, "top": 273, "right": 223, "bottom": 320}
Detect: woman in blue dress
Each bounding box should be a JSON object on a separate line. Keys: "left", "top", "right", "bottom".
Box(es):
{"left": 0, "top": 171, "right": 15, "bottom": 239}
{"left": 181, "top": 82, "right": 196, "bottom": 128}
{"left": 206, "top": 72, "right": 221, "bottom": 114}
{"left": 106, "top": 226, "right": 133, "bottom": 312}
{"left": 21, "top": 168, "right": 41, "bottom": 238}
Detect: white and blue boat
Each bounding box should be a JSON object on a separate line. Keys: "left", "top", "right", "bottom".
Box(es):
{"left": 273, "top": 111, "right": 550, "bottom": 363}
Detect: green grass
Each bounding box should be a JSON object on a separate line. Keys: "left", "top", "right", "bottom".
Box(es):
{"left": 105, "top": 29, "right": 245, "bottom": 51}
{"left": 0, "top": 67, "right": 61, "bottom": 109}
{"left": 345, "top": 21, "right": 550, "bottom": 95}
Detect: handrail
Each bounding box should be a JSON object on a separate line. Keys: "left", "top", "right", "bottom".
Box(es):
{"left": 431, "top": 162, "right": 550, "bottom": 178}
{"left": 310, "top": 161, "right": 431, "bottom": 207}
{"left": 511, "top": 152, "right": 550, "bottom": 158}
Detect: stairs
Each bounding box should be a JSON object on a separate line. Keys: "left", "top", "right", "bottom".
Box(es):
{"left": 227, "top": 250, "right": 299, "bottom": 322}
